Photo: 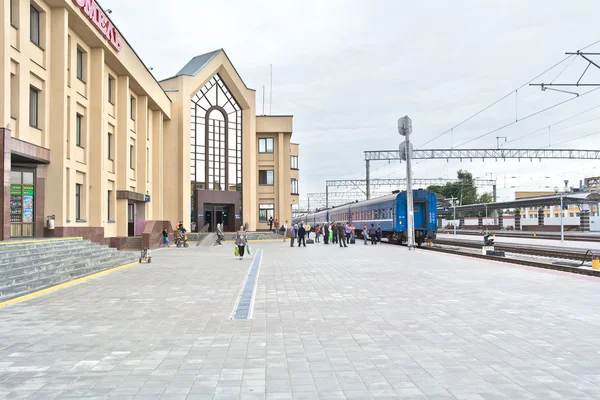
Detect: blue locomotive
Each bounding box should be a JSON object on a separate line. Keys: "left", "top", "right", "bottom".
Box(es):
{"left": 294, "top": 190, "right": 437, "bottom": 246}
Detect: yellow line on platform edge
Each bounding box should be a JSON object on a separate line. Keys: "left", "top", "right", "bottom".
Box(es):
{"left": 0, "top": 261, "right": 139, "bottom": 309}
{"left": 0, "top": 237, "right": 84, "bottom": 246}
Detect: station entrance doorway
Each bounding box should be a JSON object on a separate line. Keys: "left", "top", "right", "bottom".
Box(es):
{"left": 204, "top": 205, "right": 231, "bottom": 232}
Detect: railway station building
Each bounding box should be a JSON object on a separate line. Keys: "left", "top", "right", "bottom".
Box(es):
{"left": 0, "top": 0, "right": 299, "bottom": 245}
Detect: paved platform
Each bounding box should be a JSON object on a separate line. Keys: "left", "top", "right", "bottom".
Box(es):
{"left": 0, "top": 240, "right": 600, "bottom": 399}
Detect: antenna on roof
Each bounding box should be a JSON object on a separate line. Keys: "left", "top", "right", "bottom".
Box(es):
{"left": 269, "top": 64, "right": 273, "bottom": 116}
{"left": 262, "top": 86, "right": 265, "bottom": 115}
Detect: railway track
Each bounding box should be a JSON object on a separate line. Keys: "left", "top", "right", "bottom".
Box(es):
{"left": 385, "top": 237, "right": 600, "bottom": 277}
{"left": 440, "top": 230, "right": 600, "bottom": 242}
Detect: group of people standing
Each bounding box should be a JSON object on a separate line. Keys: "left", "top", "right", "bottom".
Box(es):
{"left": 283, "top": 221, "right": 383, "bottom": 247}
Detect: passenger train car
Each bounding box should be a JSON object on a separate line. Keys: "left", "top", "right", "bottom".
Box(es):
{"left": 294, "top": 190, "right": 437, "bottom": 246}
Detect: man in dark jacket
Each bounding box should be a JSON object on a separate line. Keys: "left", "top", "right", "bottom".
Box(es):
{"left": 323, "top": 223, "right": 329, "bottom": 245}
{"left": 332, "top": 222, "right": 338, "bottom": 244}
{"left": 338, "top": 223, "right": 347, "bottom": 248}
{"left": 297, "top": 224, "right": 307, "bottom": 247}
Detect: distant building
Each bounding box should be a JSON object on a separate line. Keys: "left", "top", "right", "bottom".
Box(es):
{"left": 514, "top": 191, "right": 598, "bottom": 218}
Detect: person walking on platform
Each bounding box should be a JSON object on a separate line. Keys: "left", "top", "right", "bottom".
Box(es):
{"left": 268, "top": 216, "right": 274, "bottom": 232}
{"left": 283, "top": 221, "right": 288, "bottom": 242}
{"left": 305, "top": 223, "right": 311, "bottom": 240}
{"left": 345, "top": 223, "right": 351, "bottom": 243}
{"left": 293, "top": 223, "right": 299, "bottom": 239}
{"left": 235, "top": 226, "right": 248, "bottom": 260}
{"left": 298, "top": 224, "right": 307, "bottom": 247}
{"left": 315, "top": 225, "right": 321, "bottom": 243}
{"left": 215, "top": 222, "right": 223, "bottom": 245}
{"left": 350, "top": 223, "right": 356, "bottom": 244}
{"left": 369, "top": 224, "right": 377, "bottom": 245}
{"left": 363, "top": 224, "right": 368, "bottom": 245}
{"left": 274, "top": 219, "right": 279, "bottom": 234}
{"left": 287, "top": 224, "right": 296, "bottom": 247}
{"left": 338, "top": 223, "right": 348, "bottom": 248}
{"left": 161, "top": 228, "right": 171, "bottom": 248}
{"left": 332, "top": 222, "right": 338, "bottom": 244}
{"left": 323, "top": 223, "right": 329, "bottom": 245}
{"left": 377, "top": 223, "right": 382, "bottom": 243}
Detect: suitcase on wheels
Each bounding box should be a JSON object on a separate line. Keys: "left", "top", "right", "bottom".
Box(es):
{"left": 350, "top": 238, "right": 356, "bottom": 244}
{"left": 306, "top": 239, "right": 315, "bottom": 244}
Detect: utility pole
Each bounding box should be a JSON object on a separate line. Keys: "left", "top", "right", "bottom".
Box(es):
{"left": 399, "top": 116, "right": 415, "bottom": 250}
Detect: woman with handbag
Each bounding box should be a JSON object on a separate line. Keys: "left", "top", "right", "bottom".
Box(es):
{"left": 235, "top": 226, "right": 248, "bottom": 260}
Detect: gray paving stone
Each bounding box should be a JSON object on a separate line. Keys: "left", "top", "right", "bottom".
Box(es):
{"left": 0, "top": 243, "right": 599, "bottom": 399}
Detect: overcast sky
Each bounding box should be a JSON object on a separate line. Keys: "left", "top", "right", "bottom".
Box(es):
{"left": 103, "top": 0, "right": 600, "bottom": 207}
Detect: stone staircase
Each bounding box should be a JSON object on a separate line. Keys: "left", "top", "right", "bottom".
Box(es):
{"left": 0, "top": 238, "right": 139, "bottom": 301}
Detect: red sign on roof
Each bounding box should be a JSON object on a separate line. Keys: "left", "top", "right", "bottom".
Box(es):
{"left": 73, "top": 0, "right": 122, "bottom": 52}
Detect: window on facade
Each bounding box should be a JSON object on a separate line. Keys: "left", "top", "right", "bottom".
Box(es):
{"left": 190, "top": 74, "right": 242, "bottom": 193}
{"left": 569, "top": 213, "right": 574, "bottom": 217}
{"left": 290, "top": 155, "right": 298, "bottom": 169}
{"left": 29, "top": 86, "right": 39, "bottom": 128}
{"left": 10, "top": 73, "right": 17, "bottom": 119}
{"left": 30, "top": 5, "right": 40, "bottom": 46}
{"left": 76, "top": 47, "right": 85, "bottom": 81}
{"left": 576, "top": 213, "right": 581, "bottom": 217}
{"left": 259, "top": 170, "right": 274, "bottom": 185}
{"left": 259, "top": 204, "right": 274, "bottom": 223}
{"left": 554, "top": 213, "right": 559, "bottom": 218}
{"left": 130, "top": 96, "right": 136, "bottom": 120}
{"left": 107, "top": 190, "right": 112, "bottom": 221}
{"left": 107, "top": 132, "right": 114, "bottom": 160}
{"left": 290, "top": 178, "right": 298, "bottom": 194}
{"left": 75, "top": 183, "right": 82, "bottom": 220}
{"left": 129, "top": 144, "right": 135, "bottom": 169}
{"left": 259, "top": 138, "right": 274, "bottom": 153}
{"left": 75, "top": 113, "right": 83, "bottom": 147}
{"left": 108, "top": 75, "right": 115, "bottom": 104}
{"left": 10, "top": 0, "right": 18, "bottom": 27}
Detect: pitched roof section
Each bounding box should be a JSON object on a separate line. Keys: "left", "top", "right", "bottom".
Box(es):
{"left": 175, "top": 49, "right": 222, "bottom": 77}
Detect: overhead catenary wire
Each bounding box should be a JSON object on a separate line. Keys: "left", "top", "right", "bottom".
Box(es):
{"left": 417, "top": 37, "right": 600, "bottom": 149}
{"left": 454, "top": 87, "right": 600, "bottom": 148}
{"left": 505, "top": 103, "right": 600, "bottom": 144}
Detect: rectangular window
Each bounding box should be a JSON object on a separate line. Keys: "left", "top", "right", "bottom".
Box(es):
{"left": 30, "top": 5, "right": 40, "bottom": 46}
{"left": 290, "top": 178, "right": 298, "bottom": 194}
{"left": 107, "top": 132, "right": 114, "bottom": 160}
{"left": 108, "top": 75, "right": 115, "bottom": 104}
{"left": 75, "top": 113, "right": 83, "bottom": 147}
{"left": 258, "top": 137, "right": 274, "bottom": 153}
{"left": 259, "top": 204, "right": 274, "bottom": 223}
{"left": 10, "top": 73, "right": 17, "bottom": 119}
{"left": 129, "top": 144, "right": 134, "bottom": 169}
{"left": 29, "top": 86, "right": 39, "bottom": 128}
{"left": 107, "top": 190, "right": 112, "bottom": 221}
{"left": 290, "top": 155, "right": 299, "bottom": 170}
{"left": 259, "top": 170, "right": 274, "bottom": 185}
{"left": 130, "top": 96, "right": 136, "bottom": 120}
{"left": 76, "top": 47, "right": 86, "bottom": 81}
{"left": 554, "top": 213, "right": 559, "bottom": 218}
{"left": 10, "top": 0, "right": 18, "bottom": 27}
{"left": 75, "top": 183, "right": 82, "bottom": 220}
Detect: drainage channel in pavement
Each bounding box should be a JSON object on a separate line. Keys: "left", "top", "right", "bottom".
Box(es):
{"left": 231, "top": 248, "right": 263, "bottom": 320}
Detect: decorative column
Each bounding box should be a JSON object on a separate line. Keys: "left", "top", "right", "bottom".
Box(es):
{"left": 538, "top": 208, "right": 545, "bottom": 226}
{"left": 514, "top": 210, "right": 521, "bottom": 231}
{"left": 437, "top": 215, "right": 443, "bottom": 229}
{"left": 0, "top": 129, "right": 10, "bottom": 241}
{"left": 478, "top": 214, "right": 483, "bottom": 229}
{"left": 498, "top": 212, "right": 504, "bottom": 230}
{"left": 459, "top": 217, "right": 465, "bottom": 230}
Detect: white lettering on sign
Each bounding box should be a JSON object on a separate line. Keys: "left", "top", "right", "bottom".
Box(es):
{"left": 73, "top": 0, "right": 122, "bottom": 52}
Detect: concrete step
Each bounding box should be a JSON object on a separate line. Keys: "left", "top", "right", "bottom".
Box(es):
{"left": 0, "top": 253, "right": 138, "bottom": 300}
{"left": 122, "top": 237, "right": 142, "bottom": 250}
{"left": 0, "top": 244, "right": 108, "bottom": 268}
{"left": 0, "top": 239, "right": 85, "bottom": 254}
{"left": 0, "top": 247, "right": 124, "bottom": 279}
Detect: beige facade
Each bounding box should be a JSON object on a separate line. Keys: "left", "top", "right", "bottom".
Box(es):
{"left": 0, "top": 0, "right": 298, "bottom": 244}
{"left": 160, "top": 50, "right": 298, "bottom": 232}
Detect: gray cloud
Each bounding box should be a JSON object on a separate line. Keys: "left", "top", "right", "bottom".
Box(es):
{"left": 103, "top": 0, "right": 600, "bottom": 204}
